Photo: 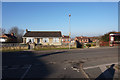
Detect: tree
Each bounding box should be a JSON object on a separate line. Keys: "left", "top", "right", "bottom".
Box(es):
{"left": 100, "top": 33, "right": 109, "bottom": 42}
{"left": 8, "top": 26, "right": 24, "bottom": 43}
{"left": 0, "top": 28, "right": 6, "bottom": 36}
{"left": 100, "top": 31, "right": 116, "bottom": 42}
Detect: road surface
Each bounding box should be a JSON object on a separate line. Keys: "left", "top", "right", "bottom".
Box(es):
{"left": 2, "top": 47, "right": 118, "bottom": 79}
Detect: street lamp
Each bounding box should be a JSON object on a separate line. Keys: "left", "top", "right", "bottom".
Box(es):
{"left": 69, "top": 14, "right": 71, "bottom": 49}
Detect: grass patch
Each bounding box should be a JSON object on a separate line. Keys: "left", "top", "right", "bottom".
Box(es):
{"left": 1, "top": 49, "right": 27, "bottom": 52}
{"left": 1, "top": 47, "right": 76, "bottom": 52}
{"left": 34, "top": 47, "right": 76, "bottom": 51}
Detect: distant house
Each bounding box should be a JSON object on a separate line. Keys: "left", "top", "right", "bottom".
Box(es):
{"left": 75, "top": 36, "right": 90, "bottom": 43}
{"left": 89, "top": 37, "right": 99, "bottom": 43}
{"left": 0, "top": 33, "right": 17, "bottom": 43}
{"left": 62, "top": 35, "right": 70, "bottom": 44}
{"left": 75, "top": 36, "right": 99, "bottom": 43}
{"left": 23, "top": 29, "right": 62, "bottom": 45}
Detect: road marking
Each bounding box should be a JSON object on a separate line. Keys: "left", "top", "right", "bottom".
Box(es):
{"left": 21, "top": 64, "right": 31, "bottom": 69}
{"left": 99, "top": 65, "right": 107, "bottom": 72}
{"left": 2, "top": 65, "right": 31, "bottom": 70}
{"left": 20, "top": 65, "right": 32, "bottom": 80}
{"left": 8, "top": 68, "right": 18, "bottom": 70}
{"left": 83, "top": 62, "right": 118, "bottom": 70}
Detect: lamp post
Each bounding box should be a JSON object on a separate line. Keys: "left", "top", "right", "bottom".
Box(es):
{"left": 69, "top": 14, "right": 71, "bottom": 49}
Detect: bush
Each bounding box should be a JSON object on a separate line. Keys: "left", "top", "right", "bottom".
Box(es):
{"left": 91, "top": 43, "right": 96, "bottom": 46}
{"left": 86, "top": 44, "right": 91, "bottom": 47}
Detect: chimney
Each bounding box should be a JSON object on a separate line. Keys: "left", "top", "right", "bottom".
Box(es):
{"left": 11, "top": 33, "right": 14, "bottom": 36}
{"left": 26, "top": 29, "right": 28, "bottom": 32}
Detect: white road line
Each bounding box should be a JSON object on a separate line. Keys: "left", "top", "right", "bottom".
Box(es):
{"left": 20, "top": 65, "right": 32, "bottom": 80}
{"left": 83, "top": 62, "right": 118, "bottom": 70}
{"left": 99, "top": 65, "right": 107, "bottom": 72}
{"left": 8, "top": 68, "right": 18, "bottom": 70}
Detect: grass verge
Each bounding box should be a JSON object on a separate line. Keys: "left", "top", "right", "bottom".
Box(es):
{"left": 34, "top": 47, "right": 76, "bottom": 51}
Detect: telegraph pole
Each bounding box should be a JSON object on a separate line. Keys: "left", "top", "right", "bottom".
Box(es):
{"left": 69, "top": 14, "right": 71, "bottom": 49}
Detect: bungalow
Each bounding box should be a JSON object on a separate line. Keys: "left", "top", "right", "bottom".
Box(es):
{"left": 0, "top": 33, "right": 17, "bottom": 43}
{"left": 23, "top": 29, "right": 62, "bottom": 45}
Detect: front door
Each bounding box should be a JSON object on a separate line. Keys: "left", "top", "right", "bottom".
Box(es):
{"left": 37, "top": 38, "right": 40, "bottom": 44}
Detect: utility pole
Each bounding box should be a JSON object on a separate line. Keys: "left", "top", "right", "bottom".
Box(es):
{"left": 69, "top": 14, "right": 71, "bottom": 49}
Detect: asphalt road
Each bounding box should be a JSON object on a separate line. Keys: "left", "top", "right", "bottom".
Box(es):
{"left": 2, "top": 47, "right": 118, "bottom": 79}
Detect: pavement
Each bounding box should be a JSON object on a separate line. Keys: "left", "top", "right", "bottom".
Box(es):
{"left": 2, "top": 47, "right": 119, "bottom": 79}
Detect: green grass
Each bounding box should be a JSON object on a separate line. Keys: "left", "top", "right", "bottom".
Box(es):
{"left": 1, "top": 47, "right": 77, "bottom": 52}
{"left": 1, "top": 49, "right": 27, "bottom": 52}
{"left": 34, "top": 47, "right": 76, "bottom": 51}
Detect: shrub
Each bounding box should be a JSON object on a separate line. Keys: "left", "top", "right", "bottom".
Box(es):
{"left": 86, "top": 44, "right": 91, "bottom": 47}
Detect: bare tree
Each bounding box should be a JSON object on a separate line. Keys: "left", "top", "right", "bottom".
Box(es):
{"left": 0, "top": 28, "right": 6, "bottom": 36}
{"left": 8, "top": 26, "right": 24, "bottom": 43}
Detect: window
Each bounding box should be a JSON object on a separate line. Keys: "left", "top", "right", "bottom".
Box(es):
{"left": 53, "top": 38, "right": 59, "bottom": 42}
{"left": 111, "top": 37, "right": 114, "bottom": 41}
{"left": 114, "top": 36, "right": 120, "bottom": 41}
{"left": 26, "top": 38, "right": 34, "bottom": 43}
{"left": 43, "top": 38, "right": 49, "bottom": 43}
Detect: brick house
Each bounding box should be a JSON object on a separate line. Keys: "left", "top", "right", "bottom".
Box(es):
{"left": 75, "top": 36, "right": 99, "bottom": 43}
{"left": 0, "top": 33, "right": 17, "bottom": 43}
{"left": 75, "top": 36, "right": 90, "bottom": 43}
{"left": 62, "top": 35, "right": 70, "bottom": 44}
{"left": 23, "top": 29, "right": 62, "bottom": 45}
{"left": 89, "top": 37, "right": 99, "bottom": 43}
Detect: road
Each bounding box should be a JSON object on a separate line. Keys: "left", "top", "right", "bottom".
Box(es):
{"left": 2, "top": 47, "right": 118, "bottom": 79}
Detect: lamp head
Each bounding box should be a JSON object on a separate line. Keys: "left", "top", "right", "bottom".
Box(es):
{"left": 69, "top": 14, "right": 71, "bottom": 17}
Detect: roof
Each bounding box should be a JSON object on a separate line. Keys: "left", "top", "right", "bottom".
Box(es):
{"left": 110, "top": 32, "right": 120, "bottom": 34}
{"left": 88, "top": 37, "right": 99, "bottom": 39}
{"left": 76, "top": 36, "right": 89, "bottom": 39}
{"left": 23, "top": 31, "right": 62, "bottom": 37}
{"left": 0, "top": 34, "right": 17, "bottom": 38}
{"left": 110, "top": 33, "right": 120, "bottom": 36}
{"left": 62, "top": 35, "right": 69, "bottom": 38}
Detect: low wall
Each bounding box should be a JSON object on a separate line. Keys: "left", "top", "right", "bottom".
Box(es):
{"left": 35, "top": 44, "right": 76, "bottom": 49}
{"left": 0, "top": 43, "right": 28, "bottom": 51}
{"left": 0, "top": 43, "right": 76, "bottom": 51}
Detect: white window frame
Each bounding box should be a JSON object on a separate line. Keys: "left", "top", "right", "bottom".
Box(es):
{"left": 53, "top": 38, "right": 59, "bottom": 43}
{"left": 26, "top": 38, "right": 34, "bottom": 43}
{"left": 43, "top": 38, "right": 49, "bottom": 43}
{"left": 111, "top": 37, "right": 114, "bottom": 41}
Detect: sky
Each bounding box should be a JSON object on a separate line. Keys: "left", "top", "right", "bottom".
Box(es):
{"left": 2, "top": 2, "right": 118, "bottom": 37}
